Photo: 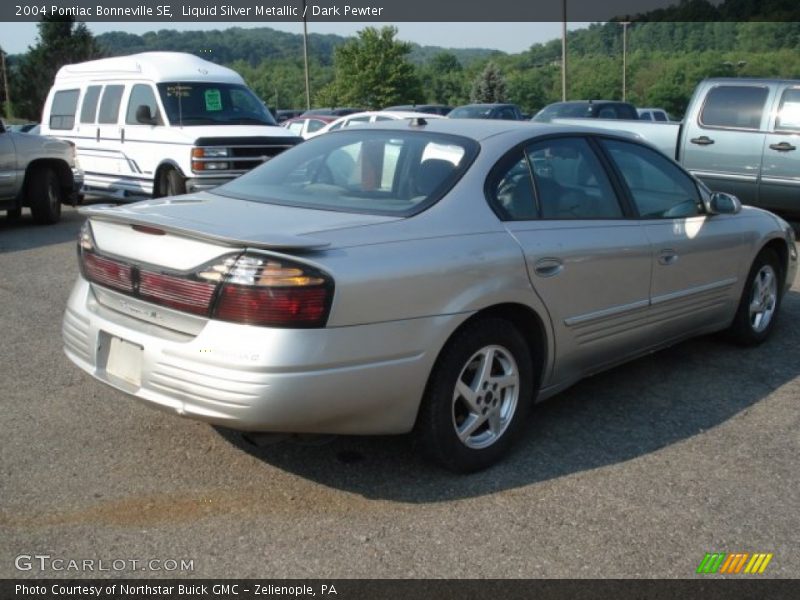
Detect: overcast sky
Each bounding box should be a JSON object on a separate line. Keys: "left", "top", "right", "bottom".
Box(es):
{"left": 0, "top": 21, "right": 593, "bottom": 55}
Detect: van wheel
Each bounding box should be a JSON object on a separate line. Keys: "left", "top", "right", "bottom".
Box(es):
{"left": 727, "top": 249, "right": 782, "bottom": 346}
{"left": 157, "top": 168, "right": 186, "bottom": 197}
{"left": 29, "top": 167, "right": 62, "bottom": 225}
{"left": 415, "top": 318, "right": 534, "bottom": 473}
{"left": 6, "top": 207, "right": 22, "bottom": 220}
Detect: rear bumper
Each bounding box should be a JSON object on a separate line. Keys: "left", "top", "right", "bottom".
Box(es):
{"left": 62, "top": 277, "right": 466, "bottom": 434}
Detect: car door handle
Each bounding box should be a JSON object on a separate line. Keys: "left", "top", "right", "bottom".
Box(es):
{"left": 533, "top": 258, "right": 564, "bottom": 277}
{"left": 769, "top": 141, "right": 796, "bottom": 152}
{"left": 690, "top": 136, "right": 714, "bottom": 146}
{"left": 658, "top": 250, "right": 679, "bottom": 266}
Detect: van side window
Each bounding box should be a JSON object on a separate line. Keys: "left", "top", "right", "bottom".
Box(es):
{"left": 126, "top": 84, "right": 161, "bottom": 125}
{"left": 775, "top": 88, "right": 800, "bottom": 132}
{"left": 49, "top": 89, "right": 80, "bottom": 130}
{"left": 700, "top": 85, "right": 768, "bottom": 130}
{"left": 98, "top": 85, "right": 125, "bottom": 125}
{"left": 80, "top": 86, "right": 102, "bottom": 124}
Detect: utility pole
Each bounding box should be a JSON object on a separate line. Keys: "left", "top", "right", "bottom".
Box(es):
{"left": 561, "top": 0, "right": 567, "bottom": 101}
{"left": 302, "top": 0, "right": 311, "bottom": 110}
{"left": 620, "top": 21, "right": 631, "bottom": 102}
{"left": 0, "top": 47, "right": 11, "bottom": 119}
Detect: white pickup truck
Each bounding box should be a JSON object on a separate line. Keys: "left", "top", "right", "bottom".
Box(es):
{"left": 0, "top": 120, "right": 83, "bottom": 224}
{"left": 554, "top": 78, "right": 800, "bottom": 218}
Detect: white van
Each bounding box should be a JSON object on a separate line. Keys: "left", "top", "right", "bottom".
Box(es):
{"left": 41, "top": 52, "right": 301, "bottom": 199}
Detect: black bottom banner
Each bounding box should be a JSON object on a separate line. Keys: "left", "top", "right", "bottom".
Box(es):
{"left": 3, "top": 579, "right": 800, "bottom": 600}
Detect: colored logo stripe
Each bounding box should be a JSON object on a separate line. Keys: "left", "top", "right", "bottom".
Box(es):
{"left": 697, "top": 552, "right": 773, "bottom": 574}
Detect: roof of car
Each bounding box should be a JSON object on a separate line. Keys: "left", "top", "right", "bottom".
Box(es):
{"left": 347, "top": 116, "right": 641, "bottom": 143}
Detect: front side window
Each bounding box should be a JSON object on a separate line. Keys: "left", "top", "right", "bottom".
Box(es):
{"left": 700, "top": 85, "right": 768, "bottom": 130}
{"left": 126, "top": 84, "right": 162, "bottom": 125}
{"left": 156, "top": 82, "right": 276, "bottom": 126}
{"left": 775, "top": 88, "right": 800, "bottom": 132}
{"left": 49, "top": 89, "right": 80, "bottom": 130}
{"left": 601, "top": 139, "right": 702, "bottom": 219}
{"left": 214, "top": 130, "right": 476, "bottom": 216}
{"left": 98, "top": 85, "right": 125, "bottom": 124}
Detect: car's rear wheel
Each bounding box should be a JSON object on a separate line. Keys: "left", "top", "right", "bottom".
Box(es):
{"left": 6, "top": 206, "right": 22, "bottom": 220}
{"left": 416, "top": 318, "right": 534, "bottom": 473}
{"left": 29, "top": 167, "right": 62, "bottom": 225}
{"left": 727, "top": 249, "right": 782, "bottom": 345}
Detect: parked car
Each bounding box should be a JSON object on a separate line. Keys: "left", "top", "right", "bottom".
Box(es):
{"left": 449, "top": 103, "right": 525, "bottom": 120}
{"left": 311, "top": 110, "right": 445, "bottom": 137}
{"left": 274, "top": 109, "right": 305, "bottom": 124}
{"left": 40, "top": 52, "right": 301, "bottom": 200}
{"left": 301, "top": 107, "right": 362, "bottom": 117}
{"left": 532, "top": 100, "right": 639, "bottom": 122}
{"left": 549, "top": 78, "right": 800, "bottom": 218}
{"left": 637, "top": 107, "right": 672, "bottom": 122}
{"left": 281, "top": 115, "right": 336, "bottom": 139}
{"left": 384, "top": 104, "right": 452, "bottom": 116}
{"left": 64, "top": 120, "right": 796, "bottom": 472}
{"left": 0, "top": 118, "right": 82, "bottom": 224}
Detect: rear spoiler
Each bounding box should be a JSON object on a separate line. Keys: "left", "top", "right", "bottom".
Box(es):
{"left": 79, "top": 204, "right": 330, "bottom": 251}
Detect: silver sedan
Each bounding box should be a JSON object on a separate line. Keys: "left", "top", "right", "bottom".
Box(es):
{"left": 63, "top": 120, "right": 798, "bottom": 472}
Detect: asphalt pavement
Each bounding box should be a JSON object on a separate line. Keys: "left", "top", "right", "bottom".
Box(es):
{"left": 1, "top": 206, "right": 798, "bottom": 578}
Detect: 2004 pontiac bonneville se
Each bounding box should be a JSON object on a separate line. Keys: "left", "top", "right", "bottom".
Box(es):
{"left": 63, "top": 120, "right": 797, "bottom": 472}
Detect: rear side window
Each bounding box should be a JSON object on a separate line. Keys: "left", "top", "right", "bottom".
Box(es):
{"left": 602, "top": 139, "right": 701, "bottom": 219}
{"left": 125, "top": 84, "right": 161, "bottom": 125}
{"left": 700, "top": 85, "right": 768, "bottom": 130}
{"left": 653, "top": 111, "right": 667, "bottom": 122}
{"left": 490, "top": 137, "right": 623, "bottom": 220}
{"left": 80, "top": 86, "right": 101, "bottom": 124}
{"left": 49, "top": 89, "right": 80, "bottom": 130}
{"left": 775, "top": 88, "right": 800, "bottom": 132}
{"left": 98, "top": 85, "right": 125, "bottom": 124}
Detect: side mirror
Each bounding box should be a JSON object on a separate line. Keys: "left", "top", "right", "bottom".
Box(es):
{"left": 708, "top": 191, "right": 742, "bottom": 215}
{"left": 135, "top": 105, "right": 157, "bottom": 125}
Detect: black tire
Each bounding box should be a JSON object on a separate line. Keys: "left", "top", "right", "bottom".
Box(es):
{"left": 727, "top": 249, "right": 783, "bottom": 346}
{"left": 415, "top": 318, "right": 534, "bottom": 473}
{"left": 156, "top": 168, "right": 187, "bottom": 198}
{"left": 28, "top": 167, "right": 62, "bottom": 225}
{"left": 6, "top": 206, "right": 22, "bottom": 220}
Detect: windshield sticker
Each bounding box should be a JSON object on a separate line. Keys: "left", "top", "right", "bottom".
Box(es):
{"left": 166, "top": 84, "right": 192, "bottom": 98}
{"left": 205, "top": 89, "right": 223, "bottom": 111}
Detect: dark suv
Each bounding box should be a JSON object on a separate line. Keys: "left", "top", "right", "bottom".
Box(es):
{"left": 532, "top": 100, "right": 638, "bottom": 122}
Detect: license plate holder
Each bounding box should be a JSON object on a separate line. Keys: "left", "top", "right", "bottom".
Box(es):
{"left": 106, "top": 337, "right": 143, "bottom": 387}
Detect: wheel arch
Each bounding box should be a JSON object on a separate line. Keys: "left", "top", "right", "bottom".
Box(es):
{"left": 759, "top": 238, "right": 789, "bottom": 290}
{"left": 153, "top": 160, "right": 185, "bottom": 197}
{"left": 417, "top": 302, "right": 549, "bottom": 424}
{"left": 23, "top": 159, "right": 72, "bottom": 200}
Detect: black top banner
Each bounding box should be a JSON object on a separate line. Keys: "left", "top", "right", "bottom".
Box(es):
{"left": 2, "top": 0, "right": 799, "bottom": 22}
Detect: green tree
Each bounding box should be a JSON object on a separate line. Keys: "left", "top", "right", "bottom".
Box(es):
{"left": 319, "top": 26, "right": 422, "bottom": 109}
{"left": 470, "top": 61, "right": 508, "bottom": 103}
{"left": 12, "top": 16, "right": 102, "bottom": 120}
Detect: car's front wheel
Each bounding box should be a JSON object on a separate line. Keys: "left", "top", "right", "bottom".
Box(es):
{"left": 29, "top": 166, "right": 62, "bottom": 225}
{"left": 728, "top": 249, "right": 783, "bottom": 345}
{"left": 416, "top": 318, "right": 534, "bottom": 473}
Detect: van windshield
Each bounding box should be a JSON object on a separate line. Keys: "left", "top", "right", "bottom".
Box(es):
{"left": 156, "top": 82, "right": 277, "bottom": 126}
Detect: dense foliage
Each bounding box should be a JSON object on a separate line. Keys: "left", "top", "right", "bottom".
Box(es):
{"left": 4, "top": 17, "right": 800, "bottom": 121}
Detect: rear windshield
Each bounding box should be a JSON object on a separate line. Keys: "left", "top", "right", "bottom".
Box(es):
{"left": 213, "top": 130, "right": 478, "bottom": 216}
{"left": 156, "top": 82, "right": 276, "bottom": 126}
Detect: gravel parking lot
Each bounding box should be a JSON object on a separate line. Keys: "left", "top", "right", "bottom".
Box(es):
{"left": 1, "top": 206, "right": 798, "bottom": 579}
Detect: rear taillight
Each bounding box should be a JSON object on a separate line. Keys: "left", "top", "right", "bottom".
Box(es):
{"left": 78, "top": 221, "right": 333, "bottom": 328}
{"left": 212, "top": 254, "right": 333, "bottom": 328}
